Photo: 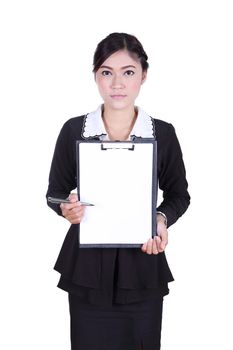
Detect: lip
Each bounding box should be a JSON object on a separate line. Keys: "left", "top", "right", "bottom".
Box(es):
{"left": 110, "top": 95, "right": 127, "bottom": 100}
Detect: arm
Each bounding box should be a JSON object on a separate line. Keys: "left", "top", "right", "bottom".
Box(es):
{"left": 156, "top": 123, "right": 190, "bottom": 227}
{"left": 46, "top": 120, "right": 77, "bottom": 216}
{"left": 141, "top": 122, "right": 190, "bottom": 254}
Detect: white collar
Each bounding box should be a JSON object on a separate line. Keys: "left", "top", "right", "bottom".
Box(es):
{"left": 82, "top": 105, "right": 155, "bottom": 139}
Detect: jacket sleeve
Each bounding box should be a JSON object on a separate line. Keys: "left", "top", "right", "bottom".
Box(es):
{"left": 156, "top": 123, "right": 190, "bottom": 227}
{"left": 46, "top": 120, "right": 77, "bottom": 216}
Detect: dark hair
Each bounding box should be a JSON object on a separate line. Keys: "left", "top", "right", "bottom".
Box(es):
{"left": 93, "top": 32, "right": 149, "bottom": 73}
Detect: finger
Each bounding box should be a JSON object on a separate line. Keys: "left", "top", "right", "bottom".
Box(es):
{"left": 146, "top": 238, "right": 153, "bottom": 255}
{"left": 60, "top": 204, "right": 68, "bottom": 217}
{"left": 158, "top": 237, "right": 166, "bottom": 253}
{"left": 152, "top": 236, "right": 159, "bottom": 254}
{"left": 70, "top": 206, "right": 84, "bottom": 214}
{"left": 66, "top": 210, "right": 81, "bottom": 218}
{"left": 66, "top": 213, "right": 82, "bottom": 224}
{"left": 155, "top": 236, "right": 163, "bottom": 252}
{"left": 67, "top": 217, "right": 80, "bottom": 224}
{"left": 60, "top": 202, "right": 79, "bottom": 212}
{"left": 160, "top": 239, "right": 167, "bottom": 251}
{"left": 61, "top": 206, "right": 84, "bottom": 221}
{"left": 68, "top": 207, "right": 84, "bottom": 219}
{"left": 141, "top": 242, "right": 147, "bottom": 252}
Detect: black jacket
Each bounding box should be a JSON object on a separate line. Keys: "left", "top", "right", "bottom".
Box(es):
{"left": 46, "top": 114, "right": 190, "bottom": 305}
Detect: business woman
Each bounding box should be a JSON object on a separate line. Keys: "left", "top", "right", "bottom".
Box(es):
{"left": 46, "top": 32, "right": 190, "bottom": 350}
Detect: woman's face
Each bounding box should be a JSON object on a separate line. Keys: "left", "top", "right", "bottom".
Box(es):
{"left": 95, "top": 50, "right": 147, "bottom": 111}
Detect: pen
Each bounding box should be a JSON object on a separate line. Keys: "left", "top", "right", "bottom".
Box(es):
{"left": 47, "top": 196, "right": 94, "bottom": 206}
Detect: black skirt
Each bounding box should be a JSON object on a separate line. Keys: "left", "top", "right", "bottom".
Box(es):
{"left": 68, "top": 293, "right": 163, "bottom": 350}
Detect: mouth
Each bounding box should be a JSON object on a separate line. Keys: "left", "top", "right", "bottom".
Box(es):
{"left": 110, "top": 95, "right": 127, "bottom": 100}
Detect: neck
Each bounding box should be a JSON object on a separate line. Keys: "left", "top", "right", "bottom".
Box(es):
{"left": 103, "top": 104, "right": 136, "bottom": 124}
{"left": 101, "top": 104, "right": 137, "bottom": 141}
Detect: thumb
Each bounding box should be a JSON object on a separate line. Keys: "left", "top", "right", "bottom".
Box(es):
{"left": 68, "top": 193, "right": 78, "bottom": 202}
{"left": 160, "top": 232, "right": 168, "bottom": 250}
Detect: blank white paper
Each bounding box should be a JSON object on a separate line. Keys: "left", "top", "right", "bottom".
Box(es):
{"left": 78, "top": 141, "right": 156, "bottom": 246}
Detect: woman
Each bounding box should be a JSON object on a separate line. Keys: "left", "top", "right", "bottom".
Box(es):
{"left": 46, "top": 32, "right": 190, "bottom": 350}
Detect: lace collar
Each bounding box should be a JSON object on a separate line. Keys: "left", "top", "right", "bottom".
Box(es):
{"left": 82, "top": 104, "right": 155, "bottom": 139}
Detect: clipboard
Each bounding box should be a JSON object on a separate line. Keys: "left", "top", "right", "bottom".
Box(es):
{"left": 76, "top": 139, "right": 157, "bottom": 248}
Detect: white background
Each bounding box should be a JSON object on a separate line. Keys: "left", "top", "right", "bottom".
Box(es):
{"left": 0, "top": 0, "right": 232, "bottom": 349}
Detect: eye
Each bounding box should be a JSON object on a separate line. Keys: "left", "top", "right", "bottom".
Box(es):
{"left": 124, "top": 70, "right": 135, "bottom": 76}
{"left": 101, "top": 70, "right": 112, "bottom": 76}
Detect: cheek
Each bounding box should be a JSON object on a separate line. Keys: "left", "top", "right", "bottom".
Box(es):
{"left": 96, "top": 79, "right": 109, "bottom": 95}
{"left": 129, "top": 80, "right": 142, "bottom": 94}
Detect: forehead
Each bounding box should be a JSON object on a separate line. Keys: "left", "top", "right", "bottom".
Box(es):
{"left": 101, "top": 50, "right": 141, "bottom": 68}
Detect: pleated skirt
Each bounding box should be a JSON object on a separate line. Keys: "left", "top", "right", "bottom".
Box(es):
{"left": 68, "top": 293, "right": 163, "bottom": 350}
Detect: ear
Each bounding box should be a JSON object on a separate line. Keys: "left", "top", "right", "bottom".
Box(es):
{"left": 141, "top": 71, "right": 147, "bottom": 84}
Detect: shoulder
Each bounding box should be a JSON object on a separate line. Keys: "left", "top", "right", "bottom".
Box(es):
{"left": 152, "top": 117, "right": 174, "bottom": 132}
{"left": 62, "top": 114, "right": 86, "bottom": 130}
{"left": 150, "top": 117, "right": 182, "bottom": 154}
{"left": 150, "top": 118, "right": 182, "bottom": 157}
{"left": 58, "top": 114, "right": 86, "bottom": 140}
{"left": 151, "top": 117, "right": 176, "bottom": 140}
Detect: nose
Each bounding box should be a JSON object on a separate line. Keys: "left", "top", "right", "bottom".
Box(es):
{"left": 111, "top": 73, "right": 125, "bottom": 89}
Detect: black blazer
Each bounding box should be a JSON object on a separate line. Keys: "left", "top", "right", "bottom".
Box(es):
{"left": 46, "top": 114, "right": 190, "bottom": 305}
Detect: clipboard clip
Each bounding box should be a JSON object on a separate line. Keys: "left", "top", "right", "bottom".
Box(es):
{"left": 101, "top": 142, "right": 135, "bottom": 151}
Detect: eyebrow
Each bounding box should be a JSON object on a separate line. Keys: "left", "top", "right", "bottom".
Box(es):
{"left": 99, "top": 65, "right": 136, "bottom": 70}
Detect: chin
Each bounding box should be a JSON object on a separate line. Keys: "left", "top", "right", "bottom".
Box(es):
{"left": 105, "top": 99, "right": 133, "bottom": 111}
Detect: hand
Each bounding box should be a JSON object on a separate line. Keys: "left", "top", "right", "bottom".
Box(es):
{"left": 141, "top": 217, "right": 168, "bottom": 255}
{"left": 60, "top": 193, "right": 85, "bottom": 224}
